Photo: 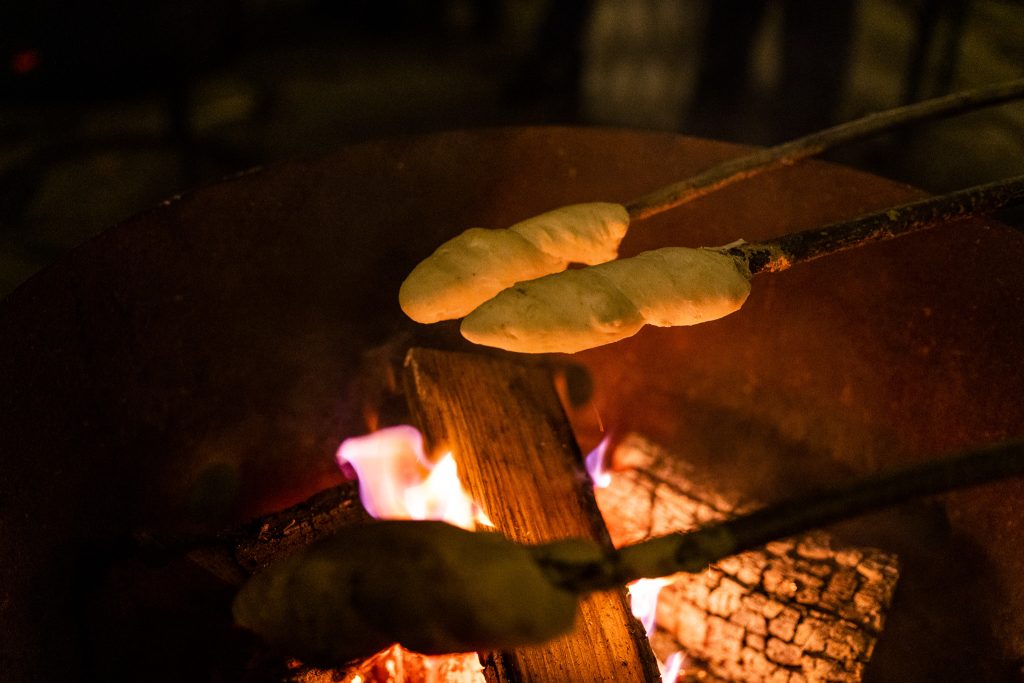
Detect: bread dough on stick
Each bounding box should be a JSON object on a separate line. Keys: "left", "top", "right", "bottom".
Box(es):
{"left": 233, "top": 520, "right": 581, "bottom": 666}
{"left": 399, "top": 203, "right": 629, "bottom": 323}
{"left": 460, "top": 247, "right": 751, "bottom": 354}
{"left": 458, "top": 268, "right": 646, "bottom": 354}
{"left": 508, "top": 202, "right": 629, "bottom": 265}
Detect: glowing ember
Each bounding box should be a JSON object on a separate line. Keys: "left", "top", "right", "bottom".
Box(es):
{"left": 584, "top": 436, "right": 612, "bottom": 489}
{"left": 336, "top": 425, "right": 490, "bottom": 530}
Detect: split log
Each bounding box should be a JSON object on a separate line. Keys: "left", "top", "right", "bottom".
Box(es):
{"left": 596, "top": 434, "right": 899, "bottom": 682}
{"left": 181, "top": 481, "right": 373, "bottom": 586}
{"left": 403, "top": 347, "right": 661, "bottom": 683}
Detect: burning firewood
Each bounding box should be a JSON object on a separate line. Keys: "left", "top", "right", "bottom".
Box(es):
{"left": 231, "top": 351, "right": 1024, "bottom": 675}
{"left": 399, "top": 79, "right": 1024, "bottom": 326}
{"left": 179, "top": 481, "right": 372, "bottom": 587}
{"left": 401, "top": 347, "right": 662, "bottom": 682}
{"left": 460, "top": 175, "right": 1024, "bottom": 353}
{"left": 597, "top": 435, "right": 899, "bottom": 681}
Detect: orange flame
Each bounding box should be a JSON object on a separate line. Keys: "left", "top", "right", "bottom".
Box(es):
{"left": 627, "top": 577, "right": 671, "bottom": 636}
{"left": 335, "top": 426, "right": 489, "bottom": 681}
{"left": 610, "top": 462, "right": 685, "bottom": 682}
{"left": 336, "top": 424, "right": 490, "bottom": 530}
{"left": 660, "top": 651, "right": 685, "bottom": 683}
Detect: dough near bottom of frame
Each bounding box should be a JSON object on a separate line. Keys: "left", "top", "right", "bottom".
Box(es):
{"left": 460, "top": 247, "right": 751, "bottom": 354}
{"left": 232, "top": 521, "right": 581, "bottom": 666}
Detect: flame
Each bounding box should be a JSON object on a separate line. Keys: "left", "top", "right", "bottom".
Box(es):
{"left": 627, "top": 577, "right": 670, "bottom": 636}
{"left": 628, "top": 577, "right": 687, "bottom": 682}
{"left": 335, "top": 426, "right": 489, "bottom": 681}
{"left": 336, "top": 424, "right": 490, "bottom": 530}
{"left": 404, "top": 452, "right": 493, "bottom": 530}
{"left": 606, "top": 455, "right": 685, "bottom": 682}
{"left": 660, "top": 651, "right": 685, "bottom": 683}
{"left": 337, "top": 427, "right": 688, "bottom": 681}
{"left": 584, "top": 435, "right": 612, "bottom": 489}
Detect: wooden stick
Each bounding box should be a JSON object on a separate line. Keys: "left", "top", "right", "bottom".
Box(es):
{"left": 625, "top": 77, "right": 1024, "bottom": 220}
{"left": 536, "top": 440, "right": 1024, "bottom": 593}
{"left": 403, "top": 347, "right": 661, "bottom": 683}
{"left": 722, "top": 174, "right": 1024, "bottom": 276}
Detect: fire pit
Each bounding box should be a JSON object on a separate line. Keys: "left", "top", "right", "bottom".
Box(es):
{"left": 1, "top": 128, "right": 1023, "bottom": 680}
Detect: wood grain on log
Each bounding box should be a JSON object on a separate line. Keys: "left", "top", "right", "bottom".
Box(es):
{"left": 403, "top": 348, "right": 661, "bottom": 683}
{"left": 596, "top": 435, "right": 899, "bottom": 683}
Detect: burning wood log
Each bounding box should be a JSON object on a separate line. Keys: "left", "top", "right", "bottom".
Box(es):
{"left": 201, "top": 348, "right": 1023, "bottom": 680}
{"left": 596, "top": 435, "right": 899, "bottom": 682}
{"left": 229, "top": 426, "right": 1024, "bottom": 681}
{"left": 402, "top": 347, "right": 662, "bottom": 682}
{"left": 181, "top": 481, "right": 372, "bottom": 586}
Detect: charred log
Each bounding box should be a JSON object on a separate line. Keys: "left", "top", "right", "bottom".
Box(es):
{"left": 596, "top": 434, "right": 899, "bottom": 682}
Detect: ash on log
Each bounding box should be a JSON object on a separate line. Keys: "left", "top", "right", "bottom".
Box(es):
{"left": 403, "top": 348, "right": 662, "bottom": 683}
{"left": 596, "top": 435, "right": 899, "bottom": 682}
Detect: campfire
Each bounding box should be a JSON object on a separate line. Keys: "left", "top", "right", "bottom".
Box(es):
{"left": 5, "top": 87, "right": 1024, "bottom": 682}
{"left": 219, "top": 348, "right": 909, "bottom": 682}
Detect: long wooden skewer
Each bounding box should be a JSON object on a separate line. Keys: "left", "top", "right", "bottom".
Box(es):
{"left": 625, "top": 77, "right": 1024, "bottom": 220}
{"left": 722, "top": 173, "right": 1024, "bottom": 276}
{"left": 459, "top": 175, "right": 1024, "bottom": 354}
{"left": 537, "top": 439, "right": 1024, "bottom": 593}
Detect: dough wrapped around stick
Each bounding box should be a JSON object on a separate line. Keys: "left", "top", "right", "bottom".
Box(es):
{"left": 233, "top": 520, "right": 582, "bottom": 667}
{"left": 399, "top": 203, "right": 629, "bottom": 323}
{"left": 460, "top": 247, "right": 752, "bottom": 354}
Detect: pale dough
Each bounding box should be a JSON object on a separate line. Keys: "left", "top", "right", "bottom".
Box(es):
{"left": 460, "top": 247, "right": 751, "bottom": 353}
{"left": 509, "top": 202, "right": 629, "bottom": 265}
{"left": 233, "top": 520, "right": 579, "bottom": 665}
{"left": 399, "top": 203, "right": 629, "bottom": 324}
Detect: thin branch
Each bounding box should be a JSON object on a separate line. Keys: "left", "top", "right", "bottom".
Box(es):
{"left": 625, "top": 78, "right": 1024, "bottom": 220}
{"left": 538, "top": 440, "right": 1024, "bottom": 593}
{"left": 723, "top": 174, "right": 1024, "bottom": 276}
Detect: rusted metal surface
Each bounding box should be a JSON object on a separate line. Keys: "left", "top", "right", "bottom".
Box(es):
{"left": 1, "top": 128, "right": 1023, "bottom": 680}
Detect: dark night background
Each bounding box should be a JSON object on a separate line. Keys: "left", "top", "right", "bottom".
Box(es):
{"left": 1, "top": 0, "right": 1022, "bottom": 297}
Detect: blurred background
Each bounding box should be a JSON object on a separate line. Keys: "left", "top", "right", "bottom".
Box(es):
{"left": 1, "top": 0, "right": 1022, "bottom": 297}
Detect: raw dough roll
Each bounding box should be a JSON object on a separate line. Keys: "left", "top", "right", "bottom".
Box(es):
{"left": 399, "top": 203, "right": 629, "bottom": 324}
{"left": 509, "top": 202, "right": 629, "bottom": 265}
{"left": 460, "top": 247, "right": 751, "bottom": 354}
{"left": 233, "top": 520, "right": 580, "bottom": 666}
